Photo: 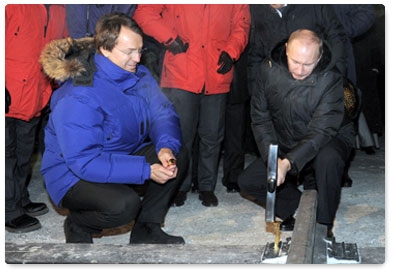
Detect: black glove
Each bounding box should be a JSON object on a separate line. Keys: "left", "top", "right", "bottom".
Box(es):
{"left": 217, "top": 51, "right": 233, "bottom": 74}
{"left": 165, "top": 36, "right": 189, "bottom": 55}
{"left": 5, "top": 87, "right": 11, "bottom": 114}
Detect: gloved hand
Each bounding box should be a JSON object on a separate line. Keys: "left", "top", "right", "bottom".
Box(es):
{"left": 217, "top": 51, "right": 233, "bottom": 74}
{"left": 5, "top": 87, "right": 11, "bottom": 114}
{"left": 165, "top": 36, "right": 189, "bottom": 55}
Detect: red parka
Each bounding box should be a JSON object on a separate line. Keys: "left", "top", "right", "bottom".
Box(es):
{"left": 5, "top": 4, "right": 68, "bottom": 121}
{"left": 134, "top": 4, "right": 250, "bottom": 95}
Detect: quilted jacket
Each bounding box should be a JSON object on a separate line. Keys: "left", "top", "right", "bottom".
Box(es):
{"left": 39, "top": 38, "right": 182, "bottom": 205}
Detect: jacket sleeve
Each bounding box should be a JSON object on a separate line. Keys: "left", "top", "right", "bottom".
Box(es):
{"left": 284, "top": 73, "right": 345, "bottom": 174}
{"left": 247, "top": 5, "right": 266, "bottom": 96}
{"left": 223, "top": 4, "right": 251, "bottom": 61}
{"left": 52, "top": 94, "right": 150, "bottom": 184}
{"left": 250, "top": 61, "right": 278, "bottom": 163}
{"left": 141, "top": 71, "right": 182, "bottom": 155}
{"left": 316, "top": 5, "right": 349, "bottom": 76}
{"left": 333, "top": 4, "right": 376, "bottom": 39}
{"left": 133, "top": 4, "right": 178, "bottom": 45}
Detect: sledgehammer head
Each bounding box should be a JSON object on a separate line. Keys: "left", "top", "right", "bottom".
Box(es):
{"left": 265, "top": 144, "right": 278, "bottom": 223}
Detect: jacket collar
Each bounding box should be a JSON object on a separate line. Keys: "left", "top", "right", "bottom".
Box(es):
{"left": 94, "top": 53, "right": 144, "bottom": 91}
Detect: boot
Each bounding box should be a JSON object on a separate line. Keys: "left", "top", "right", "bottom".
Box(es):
{"left": 323, "top": 223, "right": 335, "bottom": 243}
{"left": 326, "top": 224, "right": 334, "bottom": 239}
{"left": 280, "top": 215, "right": 295, "bottom": 231}
{"left": 171, "top": 191, "right": 187, "bottom": 207}
{"left": 129, "top": 222, "right": 185, "bottom": 244}
{"left": 64, "top": 217, "right": 93, "bottom": 243}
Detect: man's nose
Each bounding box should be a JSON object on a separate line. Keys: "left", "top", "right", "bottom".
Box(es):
{"left": 296, "top": 64, "right": 305, "bottom": 75}
{"left": 132, "top": 54, "right": 141, "bottom": 63}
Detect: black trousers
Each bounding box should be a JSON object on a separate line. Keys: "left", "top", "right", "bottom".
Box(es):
{"left": 162, "top": 88, "right": 227, "bottom": 192}
{"left": 222, "top": 100, "right": 247, "bottom": 186}
{"left": 5, "top": 117, "right": 40, "bottom": 222}
{"left": 61, "top": 144, "right": 188, "bottom": 234}
{"left": 238, "top": 137, "right": 352, "bottom": 225}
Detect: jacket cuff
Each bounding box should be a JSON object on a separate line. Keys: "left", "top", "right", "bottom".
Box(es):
{"left": 285, "top": 157, "right": 298, "bottom": 176}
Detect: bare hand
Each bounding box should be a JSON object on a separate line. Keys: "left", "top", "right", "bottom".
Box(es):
{"left": 150, "top": 148, "right": 178, "bottom": 184}
{"left": 150, "top": 163, "right": 178, "bottom": 184}
{"left": 277, "top": 158, "right": 291, "bottom": 186}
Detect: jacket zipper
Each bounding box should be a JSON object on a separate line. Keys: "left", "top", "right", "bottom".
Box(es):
{"left": 43, "top": 4, "right": 50, "bottom": 38}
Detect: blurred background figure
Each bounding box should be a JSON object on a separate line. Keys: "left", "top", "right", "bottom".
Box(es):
{"left": 134, "top": 4, "right": 251, "bottom": 207}
{"left": 5, "top": 4, "right": 68, "bottom": 233}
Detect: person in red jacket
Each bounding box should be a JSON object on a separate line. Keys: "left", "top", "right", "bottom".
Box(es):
{"left": 134, "top": 4, "right": 250, "bottom": 207}
{"left": 5, "top": 4, "right": 68, "bottom": 233}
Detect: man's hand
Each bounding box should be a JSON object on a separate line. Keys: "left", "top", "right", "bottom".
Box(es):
{"left": 150, "top": 163, "right": 178, "bottom": 184}
{"left": 158, "top": 148, "right": 177, "bottom": 169}
{"left": 165, "top": 36, "right": 189, "bottom": 55}
{"left": 217, "top": 51, "right": 233, "bottom": 74}
{"left": 277, "top": 158, "right": 291, "bottom": 186}
{"left": 150, "top": 148, "right": 178, "bottom": 184}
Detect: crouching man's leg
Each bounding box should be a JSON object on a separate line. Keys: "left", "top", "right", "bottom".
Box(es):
{"left": 237, "top": 157, "right": 301, "bottom": 221}
{"left": 130, "top": 145, "right": 188, "bottom": 244}
{"left": 313, "top": 138, "right": 352, "bottom": 238}
{"left": 61, "top": 181, "right": 141, "bottom": 243}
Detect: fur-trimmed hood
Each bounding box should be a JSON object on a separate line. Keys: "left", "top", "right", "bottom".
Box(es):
{"left": 40, "top": 37, "right": 97, "bottom": 85}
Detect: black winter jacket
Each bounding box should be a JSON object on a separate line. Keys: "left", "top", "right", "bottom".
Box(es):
{"left": 248, "top": 4, "right": 348, "bottom": 95}
{"left": 250, "top": 40, "right": 354, "bottom": 175}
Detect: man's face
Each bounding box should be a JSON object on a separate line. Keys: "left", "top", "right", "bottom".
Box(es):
{"left": 286, "top": 39, "right": 321, "bottom": 80}
{"left": 270, "top": 4, "right": 285, "bottom": 9}
{"left": 101, "top": 26, "right": 143, "bottom": 73}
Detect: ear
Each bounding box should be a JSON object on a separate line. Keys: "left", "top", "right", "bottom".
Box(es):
{"left": 285, "top": 42, "right": 288, "bottom": 56}
{"left": 100, "top": 46, "right": 111, "bottom": 57}
{"left": 317, "top": 51, "right": 323, "bottom": 63}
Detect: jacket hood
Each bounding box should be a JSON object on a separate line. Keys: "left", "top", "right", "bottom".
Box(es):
{"left": 270, "top": 38, "right": 334, "bottom": 74}
{"left": 40, "top": 37, "right": 97, "bottom": 84}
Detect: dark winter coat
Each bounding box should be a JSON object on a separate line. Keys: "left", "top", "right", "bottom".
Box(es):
{"left": 39, "top": 38, "right": 182, "bottom": 206}
{"left": 65, "top": 4, "right": 136, "bottom": 38}
{"left": 331, "top": 4, "right": 376, "bottom": 83}
{"left": 250, "top": 40, "right": 354, "bottom": 175}
{"left": 248, "top": 4, "right": 348, "bottom": 95}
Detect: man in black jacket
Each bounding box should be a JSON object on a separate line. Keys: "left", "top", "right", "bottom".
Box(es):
{"left": 238, "top": 29, "right": 355, "bottom": 239}
{"left": 248, "top": 4, "right": 348, "bottom": 97}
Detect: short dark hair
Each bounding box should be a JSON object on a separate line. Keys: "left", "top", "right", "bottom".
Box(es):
{"left": 94, "top": 13, "right": 143, "bottom": 52}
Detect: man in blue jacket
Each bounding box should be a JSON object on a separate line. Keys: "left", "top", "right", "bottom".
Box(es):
{"left": 40, "top": 13, "right": 187, "bottom": 244}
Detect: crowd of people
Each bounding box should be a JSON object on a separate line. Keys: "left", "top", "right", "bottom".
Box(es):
{"left": 5, "top": 4, "right": 384, "bottom": 244}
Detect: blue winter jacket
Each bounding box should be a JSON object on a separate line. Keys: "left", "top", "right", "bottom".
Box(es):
{"left": 41, "top": 53, "right": 182, "bottom": 206}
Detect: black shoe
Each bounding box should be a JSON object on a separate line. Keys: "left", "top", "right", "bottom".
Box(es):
{"left": 225, "top": 183, "right": 240, "bottom": 193}
{"left": 342, "top": 173, "right": 353, "bottom": 187}
{"left": 199, "top": 191, "right": 218, "bottom": 207}
{"left": 171, "top": 191, "right": 187, "bottom": 207}
{"left": 222, "top": 177, "right": 240, "bottom": 193}
{"left": 64, "top": 217, "right": 93, "bottom": 243}
{"left": 323, "top": 224, "right": 335, "bottom": 243}
{"left": 280, "top": 216, "right": 295, "bottom": 231}
{"left": 361, "top": 146, "right": 375, "bottom": 155}
{"left": 5, "top": 214, "right": 41, "bottom": 233}
{"left": 191, "top": 182, "right": 199, "bottom": 193}
{"left": 326, "top": 224, "right": 334, "bottom": 239}
{"left": 23, "top": 202, "right": 49, "bottom": 217}
{"left": 130, "top": 222, "right": 185, "bottom": 244}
